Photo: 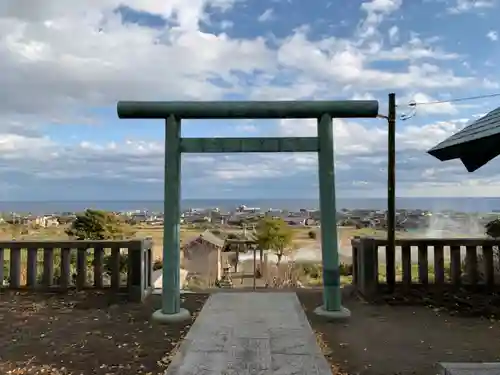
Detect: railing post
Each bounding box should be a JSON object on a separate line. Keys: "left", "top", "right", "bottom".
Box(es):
{"left": 351, "top": 236, "right": 360, "bottom": 286}
{"left": 127, "top": 241, "right": 141, "bottom": 301}
{"left": 146, "top": 242, "right": 152, "bottom": 289}
{"left": 127, "top": 239, "right": 152, "bottom": 302}
{"left": 357, "top": 238, "right": 379, "bottom": 298}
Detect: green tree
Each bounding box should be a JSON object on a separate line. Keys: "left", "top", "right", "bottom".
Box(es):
{"left": 255, "top": 217, "right": 293, "bottom": 266}
{"left": 65, "top": 209, "right": 134, "bottom": 240}
{"left": 485, "top": 218, "right": 500, "bottom": 238}
{"left": 65, "top": 209, "right": 135, "bottom": 275}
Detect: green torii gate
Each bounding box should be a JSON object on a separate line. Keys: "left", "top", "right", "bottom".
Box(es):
{"left": 117, "top": 100, "right": 379, "bottom": 322}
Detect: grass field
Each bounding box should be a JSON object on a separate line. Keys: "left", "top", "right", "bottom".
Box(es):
{"left": 0, "top": 223, "right": 389, "bottom": 262}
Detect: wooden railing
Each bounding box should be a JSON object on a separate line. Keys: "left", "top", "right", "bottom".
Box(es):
{"left": 0, "top": 239, "right": 153, "bottom": 302}
{"left": 351, "top": 237, "right": 500, "bottom": 297}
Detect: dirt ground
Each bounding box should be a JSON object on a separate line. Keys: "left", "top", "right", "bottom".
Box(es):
{"left": 3, "top": 288, "right": 499, "bottom": 375}
{"left": 298, "top": 289, "right": 500, "bottom": 375}
{"left": 0, "top": 291, "right": 208, "bottom": 375}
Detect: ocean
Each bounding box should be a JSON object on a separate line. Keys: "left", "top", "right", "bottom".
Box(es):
{"left": 1, "top": 197, "right": 500, "bottom": 214}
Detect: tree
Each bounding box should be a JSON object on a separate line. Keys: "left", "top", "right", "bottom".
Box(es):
{"left": 485, "top": 218, "right": 500, "bottom": 238}
{"left": 255, "top": 217, "right": 293, "bottom": 266}
{"left": 65, "top": 209, "right": 135, "bottom": 276}
{"left": 65, "top": 209, "right": 134, "bottom": 240}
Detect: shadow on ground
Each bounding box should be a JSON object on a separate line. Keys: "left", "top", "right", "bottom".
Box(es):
{"left": 0, "top": 291, "right": 208, "bottom": 375}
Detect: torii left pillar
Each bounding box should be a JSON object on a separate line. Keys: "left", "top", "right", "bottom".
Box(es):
{"left": 151, "top": 115, "right": 191, "bottom": 323}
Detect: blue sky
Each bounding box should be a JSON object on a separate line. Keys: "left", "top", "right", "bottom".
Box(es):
{"left": 1, "top": 0, "right": 500, "bottom": 200}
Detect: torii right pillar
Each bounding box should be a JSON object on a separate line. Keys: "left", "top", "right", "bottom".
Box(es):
{"left": 315, "top": 113, "right": 351, "bottom": 319}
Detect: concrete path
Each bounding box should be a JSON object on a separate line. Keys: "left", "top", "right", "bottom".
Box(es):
{"left": 165, "top": 292, "right": 332, "bottom": 375}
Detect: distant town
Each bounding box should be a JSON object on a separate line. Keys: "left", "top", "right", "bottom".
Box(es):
{"left": 1, "top": 204, "right": 498, "bottom": 232}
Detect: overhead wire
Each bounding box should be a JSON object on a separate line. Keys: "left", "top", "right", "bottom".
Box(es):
{"left": 397, "top": 92, "right": 500, "bottom": 121}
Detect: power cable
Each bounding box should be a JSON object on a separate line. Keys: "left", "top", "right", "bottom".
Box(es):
{"left": 398, "top": 92, "right": 500, "bottom": 121}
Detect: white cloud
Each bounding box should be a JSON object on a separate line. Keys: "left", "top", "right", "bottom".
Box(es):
{"left": 277, "top": 116, "right": 467, "bottom": 155}
{"left": 258, "top": 8, "right": 274, "bottom": 22}
{"left": 371, "top": 35, "right": 461, "bottom": 61}
{"left": 358, "top": 0, "right": 402, "bottom": 39}
{"left": 448, "top": 0, "right": 496, "bottom": 14}
{"left": 388, "top": 25, "right": 399, "bottom": 44}
{"left": 486, "top": 30, "right": 498, "bottom": 41}
{"left": 0, "top": 0, "right": 497, "bottom": 199}
{"left": 361, "top": 0, "right": 403, "bottom": 13}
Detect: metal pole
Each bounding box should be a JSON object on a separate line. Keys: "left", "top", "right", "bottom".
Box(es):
{"left": 317, "top": 113, "right": 341, "bottom": 311}
{"left": 387, "top": 93, "right": 396, "bottom": 290}
{"left": 162, "top": 115, "right": 181, "bottom": 314}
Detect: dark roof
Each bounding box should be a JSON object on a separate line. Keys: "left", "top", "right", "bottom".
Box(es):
{"left": 199, "top": 230, "right": 225, "bottom": 247}
{"left": 427, "top": 106, "right": 500, "bottom": 172}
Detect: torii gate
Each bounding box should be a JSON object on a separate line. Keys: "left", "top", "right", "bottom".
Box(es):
{"left": 117, "top": 100, "right": 379, "bottom": 322}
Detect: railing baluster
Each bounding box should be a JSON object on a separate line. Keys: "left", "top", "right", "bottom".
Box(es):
{"left": 110, "top": 245, "right": 121, "bottom": 290}
{"left": 434, "top": 244, "right": 445, "bottom": 285}
{"left": 465, "top": 245, "right": 478, "bottom": 286}
{"left": 94, "top": 246, "right": 104, "bottom": 288}
{"left": 42, "top": 248, "right": 54, "bottom": 288}
{"left": 450, "top": 245, "right": 462, "bottom": 287}
{"left": 483, "top": 245, "right": 495, "bottom": 289}
{"left": 26, "top": 247, "right": 38, "bottom": 288}
{"left": 9, "top": 247, "right": 21, "bottom": 288}
{"left": 418, "top": 244, "right": 428, "bottom": 285}
{"left": 76, "top": 248, "right": 87, "bottom": 289}
{"left": 60, "top": 247, "right": 71, "bottom": 289}
{"left": 385, "top": 244, "right": 396, "bottom": 289}
{"left": 0, "top": 247, "right": 4, "bottom": 287}
{"left": 401, "top": 245, "right": 412, "bottom": 287}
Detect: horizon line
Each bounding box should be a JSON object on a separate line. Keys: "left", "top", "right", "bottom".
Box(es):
{"left": 1, "top": 197, "right": 500, "bottom": 203}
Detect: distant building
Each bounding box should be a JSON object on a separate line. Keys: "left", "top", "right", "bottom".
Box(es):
{"left": 181, "top": 230, "right": 225, "bottom": 287}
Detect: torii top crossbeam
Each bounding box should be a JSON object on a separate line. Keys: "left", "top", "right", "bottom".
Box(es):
{"left": 117, "top": 100, "right": 379, "bottom": 119}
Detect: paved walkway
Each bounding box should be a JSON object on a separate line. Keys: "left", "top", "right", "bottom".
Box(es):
{"left": 166, "top": 292, "right": 332, "bottom": 375}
